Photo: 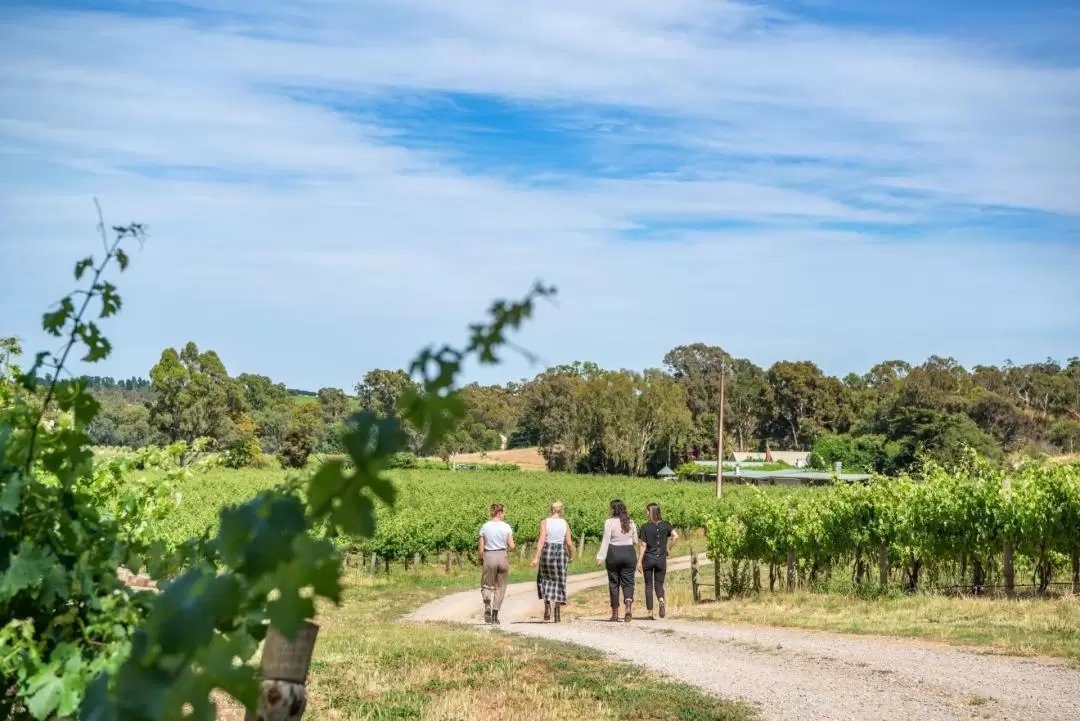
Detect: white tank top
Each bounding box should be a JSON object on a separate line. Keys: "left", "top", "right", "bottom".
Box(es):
{"left": 545, "top": 517, "right": 567, "bottom": 545}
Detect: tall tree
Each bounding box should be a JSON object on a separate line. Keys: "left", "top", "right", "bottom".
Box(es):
{"left": 148, "top": 342, "right": 241, "bottom": 448}
{"left": 316, "top": 387, "right": 350, "bottom": 424}
{"left": 765, "top": 360, "right": 847, "bottom": 450}
{"left": 236, "top": 373, "right": 293, "bottom": 451}
{"left": 355, "top": 369, "right": 419, "bottom": 418}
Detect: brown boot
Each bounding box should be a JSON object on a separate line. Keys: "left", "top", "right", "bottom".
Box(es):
{"left": 554, "top": 604, "right": 562, "bottom": 623}
{"left": 624, "top": 599, "right": 633, "bottom": 622}
{"left": 609, "top": 607, "right": 619, "bottom": 622}
{"left": 544, "top": 601, "right": 551, "bottom": 622}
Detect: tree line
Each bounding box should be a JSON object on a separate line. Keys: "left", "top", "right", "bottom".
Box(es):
{"left": 81, "top": 340, "right": 1080, "bottom": 475}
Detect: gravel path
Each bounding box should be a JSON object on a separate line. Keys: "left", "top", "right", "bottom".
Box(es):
{"left": 407, "top": 559, "right": 1080, "bottom": 721}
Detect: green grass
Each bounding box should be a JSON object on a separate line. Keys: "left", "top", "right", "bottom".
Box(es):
{"left": 219, "top": 566, "right": 756, "bottom": 721}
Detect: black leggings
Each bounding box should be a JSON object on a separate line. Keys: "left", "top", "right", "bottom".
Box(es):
{"left": 605, "top": 545, "right": 636, "bottom": 607}
{"left": 642, "top": 556, "right": 667, "bottom": 611}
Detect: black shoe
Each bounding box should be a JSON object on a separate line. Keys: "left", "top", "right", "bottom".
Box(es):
{"left": 492, "top": 610, "right": 500, "bottom": 625}
{"left": 658, "top": 599, "right": 666, "bottom": 619}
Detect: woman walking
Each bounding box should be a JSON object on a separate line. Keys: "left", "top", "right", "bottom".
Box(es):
{"left": 595, "top": 499, "right": 638, "bottom": 622}
{"left": 531, "top": 501, "right": 576, "bottom": 622}
{"left": 637, "top": 503, "right": 678, "bottom": 618}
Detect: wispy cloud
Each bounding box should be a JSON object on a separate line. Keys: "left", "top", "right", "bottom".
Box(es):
{"left": 1, "top": 0, "right": 1077, "bottom": 390}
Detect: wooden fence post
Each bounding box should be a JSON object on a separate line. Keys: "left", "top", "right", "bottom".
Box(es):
{"left": 878, "top": 542, "right": 888, "bottom": 592}
{"left": 786, "top": 549, "right": 795, "bottom": 592}
{"left": 713, "top": 555, "right": 721, "bottom": 601}
{"left": 1072, "top": 550, "right": 1079, "bottom": 595}
{"left": 579, "top": 532, "right": 586, "bottom": 561}
{"left": 1003, "top": 541, "right": 1015, "bottom": 598}
{"left": 690, "top": 547, "right": 700, "bottom": 604}
{"left": 752, "top": 562, "right": 761, "bottom": 593}
{"left": 246, "top": 622, "right": 319, "bottom": 721}
{"left": 369, "top": 553, "right": 378, "bottom": 576}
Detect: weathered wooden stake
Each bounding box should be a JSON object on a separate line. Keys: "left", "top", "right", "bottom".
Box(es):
{"left": 245, "top": 622, "right": 319, "bottom": 721}
{"left": 1072, "top": 550, "right": 1079, "bottom": 595}
{"left": 713, "top": 555, "right": 721, "bottom": 601}
{"left": 752, "top": 562, "right": 761, "bottom": 593}
{"left": 1004, "top": 541, "right": 1015, "bottom": 598}
{"left": 878, "top": 542, "right": 888, "bottom": 592}
{"left": 413, "top": 552, "right": 422, "bottom": 570}
{"left": 369, "top": 553, "right": 378, "bottom": 576}
{"left": 786, "top": 549, "right": 795, "bottom": 592}
{"left": 690, "top": 547, "right": 701, "bottom": 604}
{"left": 445, "top": 551, "right": 452, "bottom": 574}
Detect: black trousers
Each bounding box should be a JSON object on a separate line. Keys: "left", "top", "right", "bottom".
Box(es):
{"left": 605, "top": 545, "right": 636, "bottom": 607}
{"left": 642, "top": 555, "right": 667, "bottom": 611}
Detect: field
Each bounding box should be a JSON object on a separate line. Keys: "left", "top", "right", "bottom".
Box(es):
{"left": 155, "top": 465, "right": 743, "bottom": 561}
{"left": 440, "top": 446, "right": 549, "bottom": 471}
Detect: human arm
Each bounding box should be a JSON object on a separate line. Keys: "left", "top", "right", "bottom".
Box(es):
{"left": 565, "top": 524, "right": 576, "bottom": 560}
{"left": 595, "top": 519, "right": 612, "bottom": 565}
{"left": 477, "top": 532, "right": 486, "bottom": 563}
{"left": 667, "top": 526, "right": 679, "bottom": 556}
{"left": 531, "top": 520, "right": 547, "bottom": 567}
{"left": 507, "top": 527, "right": 516, "bottom": 552}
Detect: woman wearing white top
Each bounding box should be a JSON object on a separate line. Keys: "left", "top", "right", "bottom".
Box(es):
{"left": 595, "top": 499, "right": 638, "bottom": 622}
{"left": 531, "top": 501, "right": 576, "bottom": 622}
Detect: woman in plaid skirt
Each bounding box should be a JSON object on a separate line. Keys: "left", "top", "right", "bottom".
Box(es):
{"left": 531, "top": 501, "right": 576, "bottom": 622}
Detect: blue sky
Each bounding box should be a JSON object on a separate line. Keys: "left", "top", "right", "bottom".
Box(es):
{"left": 2, "top": 0, "right": 1078, "bottom": 392}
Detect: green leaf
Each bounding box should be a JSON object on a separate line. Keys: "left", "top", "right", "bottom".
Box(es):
{"left": 0, "top": 541, "right": 54, "bottom": 602}
{"left": 1, "top": 470, "right": 23, "bottom": 513}
{"left": 74, "top": 256, "right": 94, "bottom": 280}
{"left": 25, "top": 668, "right": 64, "bottom": 719}
{"left": 115, "top": 248, "right": 129, "bottom": 271}
{"left": 266, "top": 573, "right": 315, "bottom": 641}
{"left": 329, "top": 490, "right": 375, "bottom": 537}
{"left": 307, "top": 460, "right": 346, "bottom": 513}
{"left": 43, "top": 297, "right": 75, "bottom": 337}
{"left": 77, "top": 322, "right": 112, "bottom": 362}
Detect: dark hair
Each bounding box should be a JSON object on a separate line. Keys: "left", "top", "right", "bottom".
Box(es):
{"left": 490, "top": 503, "right": 504, "bottom": 518}
{"left": 610, "top": 499, "right": 630, "bottom": 534}
{"left": 647, "top": 503, "right": 661, "bottom": 523}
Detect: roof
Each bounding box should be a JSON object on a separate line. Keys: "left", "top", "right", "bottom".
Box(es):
{"left": 656, "top": 465, "right": 676, "bottom": 477}
{"left": 730, "top": 451, "right": 811, "bottom": 464}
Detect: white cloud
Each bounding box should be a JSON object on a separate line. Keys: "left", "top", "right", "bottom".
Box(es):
{"left": 1, "top": 1, "right": 1077, "bottom": 390}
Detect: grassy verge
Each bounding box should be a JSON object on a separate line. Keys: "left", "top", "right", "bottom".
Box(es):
{"left": 569, "top": 568, "right": 1080, "bottom": 663}
{"left": 220, "top": 562, "right": 755, "bottom": 721}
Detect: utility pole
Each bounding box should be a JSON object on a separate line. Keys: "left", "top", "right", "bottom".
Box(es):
{"left": 716, "top": 365, "right": 725, "bottom": 499}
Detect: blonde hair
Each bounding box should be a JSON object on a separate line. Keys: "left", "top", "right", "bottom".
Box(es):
{"left": 550, "top": 501, "right": 564, "bottom": 517}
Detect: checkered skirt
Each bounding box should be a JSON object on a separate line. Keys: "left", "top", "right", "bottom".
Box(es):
{"left": 536, "top": 542, "right": 568, "bottom": 603}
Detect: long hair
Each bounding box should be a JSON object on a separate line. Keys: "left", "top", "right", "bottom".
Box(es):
{"left": 647, "top": 503, "right": 662, "bottom": 523}
{"left": 610, "top": 499, "right": 630, "bottom": 534}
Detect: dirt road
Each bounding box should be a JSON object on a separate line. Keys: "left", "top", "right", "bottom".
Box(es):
{"left": 407, "top": 558, "right": 1080, "bottom": 721}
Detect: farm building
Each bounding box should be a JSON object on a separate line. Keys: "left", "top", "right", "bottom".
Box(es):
{"left": 677, "top": 460, "right": 870, "bottom": 486}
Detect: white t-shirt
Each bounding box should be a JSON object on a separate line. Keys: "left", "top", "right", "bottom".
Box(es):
{"left": 480, "top": 520, "right": 513, "bottom": 551}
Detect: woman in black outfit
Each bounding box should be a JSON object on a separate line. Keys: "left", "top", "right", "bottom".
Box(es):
{"left": 595, "top": 499, "right": 638, "bottom": 622}
{"left": 637, "top": 503, "right": 678, "bottom": 618}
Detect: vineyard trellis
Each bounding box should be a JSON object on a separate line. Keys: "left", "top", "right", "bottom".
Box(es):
{"left": 704, "top": 453, "right": 1080, "bottom": 598}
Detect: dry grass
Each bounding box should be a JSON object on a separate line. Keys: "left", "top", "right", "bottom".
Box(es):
{"left": 441, "top": 446, "right": 549, "bottom": 470}
{"left": 569, "top": 569, "right": 1080, "bottom": 663}
{"left": 218, "top": 564, "right": 754, "bottom": 721}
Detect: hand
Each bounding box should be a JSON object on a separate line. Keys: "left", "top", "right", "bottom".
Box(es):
{"left": 595, "top": 558, "right": 603, "bottom": 567}
{"left": 530, "top": 559, "right": 539, "bottom": 568}
{"left": 636, "top": 564, "right": 643, "bottom": 574}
